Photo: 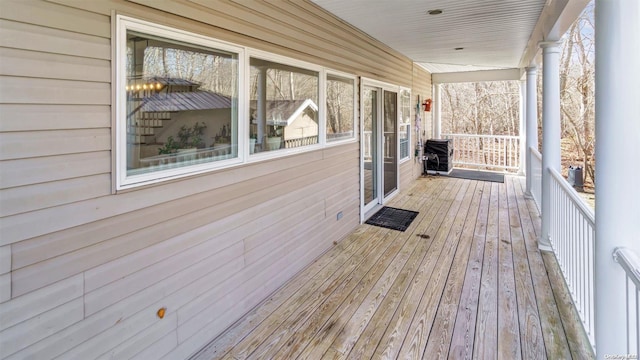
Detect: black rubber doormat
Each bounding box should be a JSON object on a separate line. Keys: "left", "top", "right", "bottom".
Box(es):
{"left": 446, "top": 169, "right": 504, "bottom": 183}
{"left": 365, "top": 206, "right": 419, "bottom": 232}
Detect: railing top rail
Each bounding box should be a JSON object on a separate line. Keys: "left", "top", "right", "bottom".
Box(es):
{"left": 442, "top": 133, "right": 520, "bottom": 140}
{"left": 613, "top": 247, "right": 640, "bottom": 289}
{"left": 549, "top": 167, "right": 595, "bottom": 222}
{"left": 530, "top": 146, "right": 542, "bottom": 161}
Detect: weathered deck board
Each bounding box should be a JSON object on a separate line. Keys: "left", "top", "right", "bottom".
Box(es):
{"left": 192, "top": 176, "right": 592, "bottom": 360}
{"left": 448, "top": 181, "right": 491, "bottom": 359}
{"left": 473, "top": 182, "right": 499, "bottom": 359}
{"left": 497, "top": 180, "right": 522, "bottom": 360}
{"left": 506, "top": 178, "right": 545, "bottom": 360}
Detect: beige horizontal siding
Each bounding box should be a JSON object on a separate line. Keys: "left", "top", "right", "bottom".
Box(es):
{"left": 0, "top": 297, "right": 83, "bottom": 357}
{"left": 0, "top": 274, "right": 83, "bottom": 332}
{"left": 400, "top": 160, "right": 415, "bottom": 190}
{"left": 97, "top": 317, "right": 177, "bottom": 360}
{"left": 0, "top": 274, "right": 9, "bottom": 303}
{"left": 0, "top": 48, "right": 110, "bottom": 82}
{"left": 0, "top": 151, "right": 111, "bottom": 189}
{"left": 0, "top": 19, "right": 110, "bottom": 59}
{"left": 413, "top": 64, "right": 433, "bottom": 140}
{"left": 0, "top": 246, "right": 9, "bottom": 275}
{"left": 4, "top": 143, "right": 354, "bottom": 247}
{"left": 11, "top": 151, "right": 357, "bottom": 295}
{"left": 84, "top": 241, "right": 245, "bottom": 315}
{"left": 0, "top": 76, "right": 110, "bottom": 105}
{"left": 406, "top": 63, "right": 434, "bottom": 184}
{"left": 131, "top": 331, "right": 177, "bottom": 360}
{"left": 0, "top": 0, "right": 111, "bottom": 38}
{"left": 0, "top": 148, "right": 318, "bottom": 244}
{"left": 0, "top": 129, "right": 110, "bottom": 161}
{"left": 0, "top": 174, "right": 111, "bottom": 217}
{"left": 0, "top": 104, "right": 110, "bottom": 132}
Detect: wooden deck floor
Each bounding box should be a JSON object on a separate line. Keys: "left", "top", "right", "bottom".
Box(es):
{"left": 193, "top": 176, "right": 593, "bottom": 360}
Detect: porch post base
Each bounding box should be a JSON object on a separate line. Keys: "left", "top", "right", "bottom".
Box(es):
{"left": 538, "top": 234, "right": 553, "bottom": 252}
{"left": 523, "top": 191, "right": 533, "bottom": 199}
{"left": 538, "top": 242, "right": 553, "bottom": 252}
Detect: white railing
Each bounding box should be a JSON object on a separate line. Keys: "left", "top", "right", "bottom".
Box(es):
{"left": 549, "top": 168, "right": 596, "bottom": 347}
{"left": 613, "top": 247, "right": 640, "bottom": 356}
{"left": 442, "top": 133, "right": 520, "bottom": 171}
{"left": 531, "top": 147, "right": 542, "bottom": 211}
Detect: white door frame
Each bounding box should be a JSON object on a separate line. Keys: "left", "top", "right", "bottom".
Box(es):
{"left": 360, "top": 77, "right": 401, "bottom": 222}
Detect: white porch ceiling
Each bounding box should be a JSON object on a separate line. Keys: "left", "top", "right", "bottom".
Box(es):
{"left": 310, "top": 0, "right": 586, "bottom": 74}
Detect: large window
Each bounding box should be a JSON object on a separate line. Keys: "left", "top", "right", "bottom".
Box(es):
{"left": 116, "top": 17, "right": 357, "bottom": 190}
{"left": 326, "top": 74, "right": 356, "bottom": 142}
{"left": 399, "top": 89, "right": 411, "bottom": 161}
{"left": 117, "top": 17, "right": 243, "bottom": 189}
{"left": 249, "top": 57, "right": 319, "bottom": 154}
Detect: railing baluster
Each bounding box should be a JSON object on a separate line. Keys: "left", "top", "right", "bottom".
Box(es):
{"left": 613, "top": 248, "right": 640, "bottom": 355}
{"left": 636, "top": 286, "right": 639, "bottom": 355}
{"left": 549, "top": 168, "right": 597, "bottom": 350}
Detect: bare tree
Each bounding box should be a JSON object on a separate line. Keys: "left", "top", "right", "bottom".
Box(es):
{"left": 559, "top": 3, "right": 595, "bottom": 185}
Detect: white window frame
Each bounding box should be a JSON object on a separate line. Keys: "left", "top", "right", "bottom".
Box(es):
{"left": 115, "top": 16, "right": 360, "bottom": 190}
{"left": 115, "top": 15, "right": 246, "bottom": 190}
{"left": 245, "top": 49, "right": 324, "bottom": 162}
{"left": 399, "top": 87, "right": 412, "bottom": 163}
{"left": 325, "top": 70, "right": 358, "bottom": 146}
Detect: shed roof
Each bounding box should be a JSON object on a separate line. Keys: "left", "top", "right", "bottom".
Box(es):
{"left": 142, "top": 91, "right": 231, "bottom": 112}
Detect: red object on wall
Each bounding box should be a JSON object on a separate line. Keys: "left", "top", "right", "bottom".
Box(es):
{"left": 423, "top": 98, "right": 432, "bottom": 112}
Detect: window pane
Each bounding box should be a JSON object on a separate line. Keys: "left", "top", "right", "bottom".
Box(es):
{"left": 249, "top": 58, "right": 319, "bottom": 153}
{"left": 125, "top": 31, "right": 238, "bottom": 177}
{"left": 326, "top": 74, "right": 355, "bottom": 142}
{"left": 399, "top": 90, "right": 411, "bottom": 160}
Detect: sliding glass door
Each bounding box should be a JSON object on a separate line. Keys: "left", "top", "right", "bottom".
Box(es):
{"left": 362, "top": 86, "right": 379, "bottom": 213}
{"left": 362, "top": 81, "right": 399, "bottom": 218}
{"left": 383, "top": 90, "right": 398, "bottom": 197}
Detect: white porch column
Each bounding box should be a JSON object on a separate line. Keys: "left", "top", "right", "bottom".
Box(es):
{"left": 595, "top": 0, "right": 640, "bottom": 357}
{"left": 433, "top": 83, "right": 441, "bottom": 139}
{"left": 525, "top": 66, "right": 539, "bottom": 195}
{"left": 540, "top": 42, "right": 561, "bottom": 251}
{"left": 518, "top": 79, "right": 526, "bottom": 175}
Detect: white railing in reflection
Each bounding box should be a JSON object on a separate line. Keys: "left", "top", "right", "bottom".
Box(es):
{"left": 363, "top": 131, "right": 372, "bottom": 160}
{"left": 549, "top": 168, "right": 596, "bottom": 347}
{"left": 363, "top": 131, "right": 399, "bottom": 161}
{"left": 138, "top": 146, "right": 233, "bottom": 168}
{"left": 531, "top": 147, "right": 542, "bottom": 211}
{"left": 284, "top": 135, "right": 317, "bottom": 148}
{"left": 442, "top": 133, "right": 520, "bottom": 171}
{"left": 613, "top": 247, "right": 640, "bottom": 356}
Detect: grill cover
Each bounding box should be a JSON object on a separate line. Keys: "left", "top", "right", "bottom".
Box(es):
{"left": 424, "top": 139, "right": 453, "bottom": 172}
